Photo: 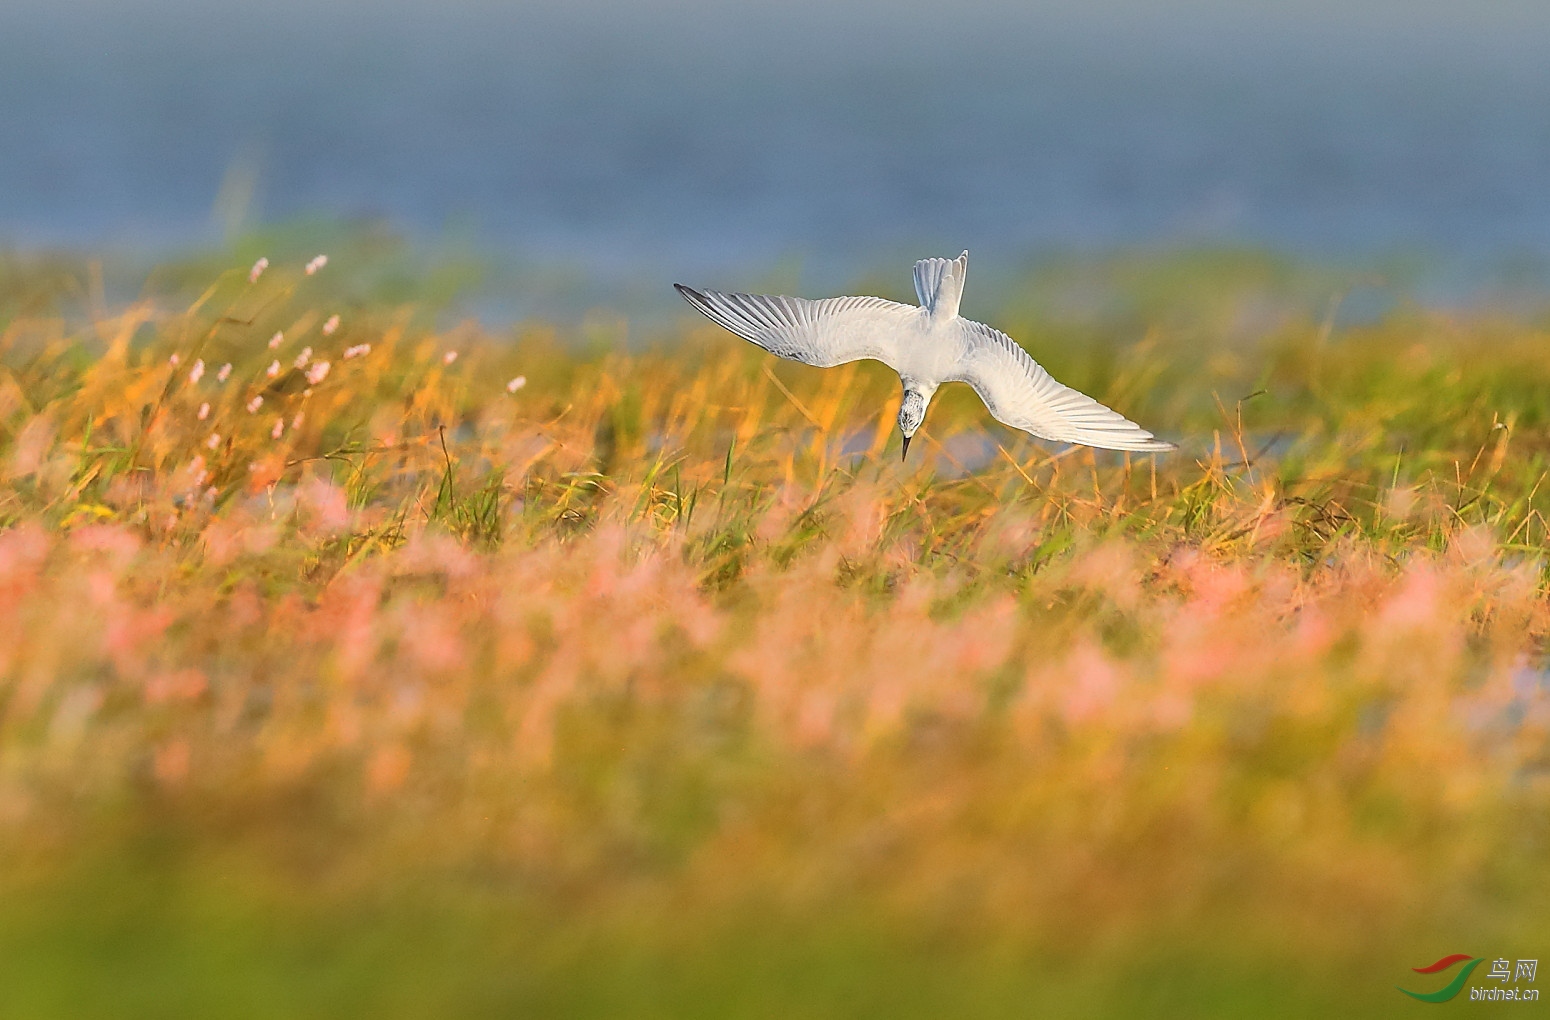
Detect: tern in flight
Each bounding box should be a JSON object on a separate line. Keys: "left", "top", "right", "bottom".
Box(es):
{"left": 676, "top": 251, "right": 1174, "bottom": 459}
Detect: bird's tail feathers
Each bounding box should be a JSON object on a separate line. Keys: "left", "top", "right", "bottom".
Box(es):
{"left": 912, "top": 250, "right": 969, "bottom": 319}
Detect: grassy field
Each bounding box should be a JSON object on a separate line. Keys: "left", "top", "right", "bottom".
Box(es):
{"left": 0, "top": 249, "right": 1547, "bottom": 1017}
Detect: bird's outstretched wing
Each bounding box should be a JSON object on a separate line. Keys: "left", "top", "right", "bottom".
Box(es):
{"left": 948, "top": 318, "right": 1174, "bottom": 452}
{"left": 675, "top": 285, "right": 917, "bottom": 370}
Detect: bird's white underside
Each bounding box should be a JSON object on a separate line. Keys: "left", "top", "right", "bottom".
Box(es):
{"left": 675, "top": 252, "right": 1174, "bottom": 453}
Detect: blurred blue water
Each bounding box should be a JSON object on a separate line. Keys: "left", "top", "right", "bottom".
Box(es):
{"left": 3, "top": 0, "right": 1550, "bottom": 304}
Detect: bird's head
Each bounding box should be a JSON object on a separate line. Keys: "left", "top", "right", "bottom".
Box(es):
{"left": 898, "top": 388, "right": 929, "bottom": 460}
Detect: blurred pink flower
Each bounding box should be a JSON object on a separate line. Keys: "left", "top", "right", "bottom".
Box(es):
{"left": 217, "top": 362, "right": 232, "bottom": 382}
{"left": 401, "top": 604, "right": 467, "bottom": 673}
{"left": 248, "top": 257, "right": 269, "bottom": 283}
{"left": 366, "top": 744, "right": 411, "bottom": 794}
{"left": 1061, "top": 642, "right": 1121, "bottom": 723}
{"left": 197, "top": 402, "right": 210, "bottom": 421}
{"left": 291, "top": 412, "right": 305, "bottom": 430}
{"left": 305, "top": 254, "right": 328, "bottom": 275}
{"left": 147, "top": 670, "right": 206, "bottom": 705}
{"left": 188, "top": 359, "right": 205, "bottom": 384}
{"left": 1162, "top": 623, "right": 1233, "bottom": 687}
{"left": 1291, "top": 608, "right": 1334, "bottom": 658}
{"left": 153, "top": 740, "right": 191, "bottom": 786}
{"left": 506, "top": 375, "right": 527, "bottom": 393}
{"left": 795, "top": 690, "right": 836, "bottom": 748}
{"left": 1152, "top": 692, "right": 1193, "bottom": 729}
{"left": 271, "top": 419, "right": 284, "bottom": 439}
{"left": 206, "top": 433, "right": 221, "bottom": 449}
{"left": 246, "top": 396, "right": 263, "bottom": 413}
{"left": 322, "top": 315, "right": 340, "bottom": 336}
{"left": 306, "top": 361, "right": 331, "bottom": 385}
{"left": 168, "top": 353, "right": 181, "bottom": 367}
{"left": 265, "top": 360, "right": 280, "bottom": 378}
{"left": 299, "top": 478, "right": 350, "bottom": 534}
{"left": 443, "top": 350, "right": 458, "bottom": 365}
{"left": 294, "top": 346, "right": 312, "bottom": 369}
{"left": 344, "top": 344, "right": 371, "bottom": 359}
{"left": 269, "top": 331, "right": 284, "bottom": 349}
{"left": 1380, "top": 566, "right": 1441, "bottom": 631}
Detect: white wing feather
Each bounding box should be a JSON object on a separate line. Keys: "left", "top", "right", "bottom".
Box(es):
{"left": 948, "top": 318, "right": 1174, "bottom": 452}
{"left": 675, "top": 285, "right": 918, "bottom": 370}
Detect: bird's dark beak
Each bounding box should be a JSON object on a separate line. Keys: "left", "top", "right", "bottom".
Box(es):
{"left": 901, "top": 435, "right": 911, "bottom": 461}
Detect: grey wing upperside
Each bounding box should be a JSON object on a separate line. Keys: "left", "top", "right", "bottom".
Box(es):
{"left": 675, "top": 285, "right": 917, "bottom": 371}
{"left": 947, "top": 318, "right": 1175, "bottom": 452}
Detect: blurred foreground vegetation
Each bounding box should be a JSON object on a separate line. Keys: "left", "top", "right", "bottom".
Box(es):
{"left": 0, "top": 248, "right": 1547, "bottom": 1017}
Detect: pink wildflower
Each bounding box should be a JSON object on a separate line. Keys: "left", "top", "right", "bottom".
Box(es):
{"left": 291, "top": 412, "right": 305, "bottom": 430}
{"left": 322, "top": 315, "right": 340, "bottom": 336}
{"left": 246, "top": 396, "right": 263, "bottom": 413}
{"left": 443, "top": 350, "right": 458, "bottom": 365}
{"left": 206, "top": 433, "right": 221, "bottom": 450}
{"left": 306, "top": 361, "right": 331, "bottom": 385}
{"left": 271, "top": 419, "right": 284, "bottom": 439}
{"left": 266, "top": 360, "right": 280, "bottom": 378}
{"left": 197, "top": 402, "right": 210, "bottom": 421}
{"left": 506, "top": 375, "right": 527, "bottom": 393}
{"left": 248, "top": 257, "right": 269, "bottom": 283}
{"left": 169, "top": 353, "right": 181, "bottom": 367}
{"left": 305, "top": 254, "right": 328, "bottom": 275}
{"left": 188, "top": 359, "right": 205, "bottom": 384}
{"left": 185, "top": 456, "right": 210, "bottom": 488}
{"left": 343, "top": 343, "right": 371, "bottom": 359}
{"left": 1062, "top": 643, "right": 1121, "bottom": 723}
{"left": 294, "top": 346, "right": 312, "bottom": 369}
{"left": 217, "top": 363, "right": 232, "bottom": 382}
{"left": 269, "top": 331, "right": 284, "bottom": 349}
